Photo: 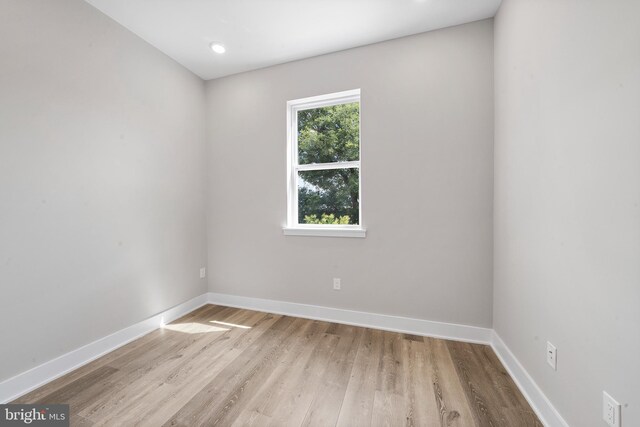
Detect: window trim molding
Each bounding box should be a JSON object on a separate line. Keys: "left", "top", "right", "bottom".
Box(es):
{"left": 282, "top": 226, "right": 366, "bottom": 238}
{"left": 285, "top": 89, "right": 364, "bottom": 237}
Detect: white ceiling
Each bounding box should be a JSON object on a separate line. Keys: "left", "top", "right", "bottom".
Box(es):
{"left": 85, "top": 0, "right": 501, "bottom": 81}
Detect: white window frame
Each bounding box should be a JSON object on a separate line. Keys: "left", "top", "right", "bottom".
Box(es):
{"left": 283, "top": 89, "right": 366, "bottom": 238}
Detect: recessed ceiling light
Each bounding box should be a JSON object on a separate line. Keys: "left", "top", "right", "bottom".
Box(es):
{"left": 210, "top": 43, "right": 226, "bottom": 54}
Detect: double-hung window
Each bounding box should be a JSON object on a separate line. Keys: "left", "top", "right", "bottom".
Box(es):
{"left": 284, "top": 89, "right": 365, "bottom": 238}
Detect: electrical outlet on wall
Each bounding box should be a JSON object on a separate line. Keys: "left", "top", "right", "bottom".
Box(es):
{"left": 200, "top": 267, "right": 206, "bottom": 279}
{"left": 603, "top": 391, "right": 621, "bottom": 427}
{"left": 546, "top": 342, "right": 557, "bottom": 370}
{"left": 333, "top": 278, "right": 341, "bottom": 290}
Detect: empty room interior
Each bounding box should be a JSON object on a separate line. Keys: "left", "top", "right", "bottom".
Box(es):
{"left": 1, "top": 0, "right": 639, "bottom": 426}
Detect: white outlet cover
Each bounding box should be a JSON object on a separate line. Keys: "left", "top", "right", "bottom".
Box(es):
{"left": 603, "top": 391, "right": 621, "bottom": 427}
{"left": 200, "top": 268, "right": 206, "bottom": 279}
{"left": 546, "top": 342, "right": 557, "bottom": 370}
{"left": 333, "top": 278, "right": 341, "bottom": 290}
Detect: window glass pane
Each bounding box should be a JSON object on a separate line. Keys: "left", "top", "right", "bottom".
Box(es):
{"left": 298, "top": 168, "right": 359, "bottom": 225}
{"left": 297, "top": 102, "right": 359, "bottom": 165}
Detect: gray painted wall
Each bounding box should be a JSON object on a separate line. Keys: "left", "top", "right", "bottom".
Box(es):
{"left": 2, "top": 2, "right": 636, "bottom": 423}
{"left": 0, "top": 0, "right": 207, "bottom": 382}
{"left": 494, "top": 1, "right": 640, "bottom": 426}
{"left": 205, "top": 20, "right": 494, "bottom": 328}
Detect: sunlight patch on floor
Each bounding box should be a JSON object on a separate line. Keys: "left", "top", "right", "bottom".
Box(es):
{"left": 163, "top": 322, "right": 229, "bottom": 334}
{"left": 210, "top": 320, "right": 252, "bottom": 329}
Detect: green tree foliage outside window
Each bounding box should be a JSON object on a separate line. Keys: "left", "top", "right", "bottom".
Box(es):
{"left": 303, "top": 213, "right": 351, "bottom": 224}
{"left": 297, "top": 102, "right": 360, "bottom": 225}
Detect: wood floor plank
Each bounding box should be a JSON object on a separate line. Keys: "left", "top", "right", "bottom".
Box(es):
{"left": 13, "top": 305, "right": 542, "bottom": 427}
{"left": 371, "top": 390, "right": 408, "bottom": 427}
{"left": 475, "top": 345, "right": 542, "bottom": 426}
{"left": 34, "top": 366, "right": 118, "bottom": 401}
{"left": 70, "top": 414, "right": 94, "bottom": 426}
{"left": 123, "top": 310, "right": 279, "bottom": 427}
{"left": 230, "top": 410, "right": 273, "bottom": 427}
{"left": 447, "top": 340, "right": 509, "bottom": 427}
{"left": 402, "top": 339, "right": 441, "bottom": 426}
{"left": 376, "top": 330, "right": 405, "bottom": 396}
{"left": 371, "top": 330, "right": 409, "bottom": 426}
{"left": 222, "top": 319, "right": 331, "bottom": 426}
{"left": 300, "top": 324, "right": 364, "bottom": 426}
{"left": 186, "top": 318, "right": 325, "bottom": 426}
{"left": 161, "top": 316, "right": 301, "bottom": 426}
{"left": 265, "top": 331, "right": 340, "bottom": 427}
{"left": 447, "top": 340, "right": 544, "bottom": 427}
{"left": 80, "top": 310, "right": 278, "bottom": 426}
{"left": 336, "top": 328, "right": 383, "bottom": 427}
{"left": 12, "top": 324, "right": 174, "bottom": 404}
{"left": 426, "top": 337, "right": 476, "bottom": 427}
{"left": 31, "top": 366, "right": 122, "bottom": 418}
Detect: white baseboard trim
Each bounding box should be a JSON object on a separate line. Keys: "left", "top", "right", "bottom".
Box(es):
{"left": 0, "top": 291, "right": 568, "bottom": 427}
{"left": 491, "top": 331, "right": 570, "bottom": 427}
{"left": 0, "top": 294, "right": 209, "bottom": 404}
{"left": 207, "top": 292, "right": 492, "bottom": 344}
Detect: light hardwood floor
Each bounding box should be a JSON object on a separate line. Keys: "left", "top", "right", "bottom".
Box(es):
{"left": 15, "top": 305, "right": 542, "bottom": 426}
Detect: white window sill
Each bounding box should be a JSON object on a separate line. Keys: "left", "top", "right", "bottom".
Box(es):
{"left": 283, "top": 227, "right": 366, "bottom": 238}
